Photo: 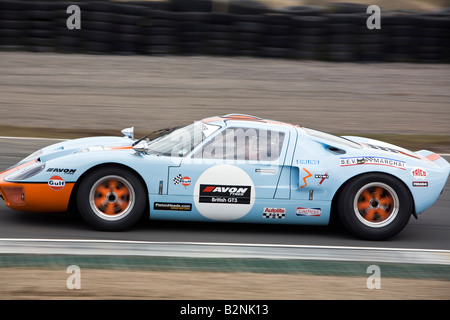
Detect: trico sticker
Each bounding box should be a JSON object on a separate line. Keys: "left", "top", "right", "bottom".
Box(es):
{"left": 411, "top": 168, "right": 427, "bottom": 180}
{"left": 296, "top": 207, "right": 321, "bottom": 217}
{"left": 48, "top": 176, "right": 65, "bottom": 191}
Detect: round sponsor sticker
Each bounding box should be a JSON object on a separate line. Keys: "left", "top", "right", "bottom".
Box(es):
{"left": 193, "top": 165, "right": 255, "bottom": 221}
{"left": 48, "top": 175, "right": 65, "bottom": 191}
{"left": 181, "top": 176, "right": 191, "bottom": 187}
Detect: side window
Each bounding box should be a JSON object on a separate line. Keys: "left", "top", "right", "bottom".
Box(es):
{"left": 195, "top": 127, "right": 285, "bottom": 161}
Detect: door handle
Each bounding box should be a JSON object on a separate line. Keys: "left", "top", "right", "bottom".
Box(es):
{"left": 255, "top": 169, "right": 277, "bottom": 174}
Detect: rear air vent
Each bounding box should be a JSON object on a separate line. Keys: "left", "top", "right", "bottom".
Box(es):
{"left": 327, "top": 146, "right": 346, "bottom": 155}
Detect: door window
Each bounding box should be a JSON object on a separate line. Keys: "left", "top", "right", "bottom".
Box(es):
{"left": 194, "top": 127, "right": 285, "bottom": 162}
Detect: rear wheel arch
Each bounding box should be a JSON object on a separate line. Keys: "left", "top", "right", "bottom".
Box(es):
{"left": 331, "top": 171, "right": 415, "bottom": 239}
{"left": 332, "top": 171, "right": 415, "bottom": 214}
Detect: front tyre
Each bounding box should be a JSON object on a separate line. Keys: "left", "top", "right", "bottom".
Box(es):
{"left": 77, "top": 166, "right": 146, "bottom": 231}
{"left": 337, "top": 173, "right": 413, "bottom": 240}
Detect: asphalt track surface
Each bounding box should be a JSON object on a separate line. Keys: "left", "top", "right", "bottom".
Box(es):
{"left": 0, "top": 137, "right": 449, "bottom": 252}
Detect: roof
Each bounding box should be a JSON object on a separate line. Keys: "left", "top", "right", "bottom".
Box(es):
{"left": 203, "top": 114, "right": 296, "bottom": 127}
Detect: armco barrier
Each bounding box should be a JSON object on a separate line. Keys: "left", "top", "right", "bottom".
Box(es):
{"left": 0, "top": 0, "right": 449, "bottom": 62}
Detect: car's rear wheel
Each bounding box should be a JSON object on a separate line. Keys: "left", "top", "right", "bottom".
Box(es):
{"left": 337, "top": 173, "right": 412, "bottom": 240}
{"left": 77, "top": 166, "right": 146, "bottom": 231}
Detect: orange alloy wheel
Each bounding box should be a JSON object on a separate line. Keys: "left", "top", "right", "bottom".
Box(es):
{"left": 89, "top": 175, "right": 135, "bottom": 221}
{"left": 353, "top": 182, "right": 399, "bottom": 228}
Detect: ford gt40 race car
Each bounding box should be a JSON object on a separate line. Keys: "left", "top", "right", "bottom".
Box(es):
{"left": 1, "top": 114, "right": 449, "bottom": 240}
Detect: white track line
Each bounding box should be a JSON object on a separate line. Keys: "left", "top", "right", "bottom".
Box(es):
{"left": 0, "top": 237, "right": 448, "bottom": 253}
{"left": 0, "top": 238, "right": 449, "bottom": 265}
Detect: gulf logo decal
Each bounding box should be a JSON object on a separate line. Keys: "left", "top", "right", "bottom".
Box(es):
{"left": 48, "top": 176, "right": 65, "bottom": 191}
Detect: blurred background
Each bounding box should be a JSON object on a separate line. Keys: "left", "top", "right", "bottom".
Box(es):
{"left": 0, "top": 0, "right": 449, "bottom": 300}
{"left": 0, "top": 0, "right": 449, "bottom": 151}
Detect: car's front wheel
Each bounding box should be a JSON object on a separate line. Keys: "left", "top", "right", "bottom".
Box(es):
{"left": 337, "top": 173, "right": 413, "bottom": 240}
{"left": 77, "top": 166, "right": 146, "bottom": 231}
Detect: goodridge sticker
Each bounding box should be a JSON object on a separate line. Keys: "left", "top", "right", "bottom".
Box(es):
{"left": 199, "top": 184, "right": 251, "bottom": 204}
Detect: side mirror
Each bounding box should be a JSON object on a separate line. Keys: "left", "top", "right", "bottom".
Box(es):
{"left": 121, "top": 127, "right": 134, "bottom": 139}
{"left": 179, "top": 148, "right": 188, "bottom": 157}
{"left": 132, "top": 140, "right": 149, "bottom": 155}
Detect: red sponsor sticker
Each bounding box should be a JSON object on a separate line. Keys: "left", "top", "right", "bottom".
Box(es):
{"left": 296, "top": 207, "right": 321, "bottom": 217}
{"left": 263, "top": 207, "right": 286, "bottom": 214}
{"left": 181, "top": 177, "right": 191, "bottom": 187}
{"left": 48, "top": 175, "right": 65, "bottom": 191}
{"left": 411, "top": 168, "right": 427, "bottom": 179}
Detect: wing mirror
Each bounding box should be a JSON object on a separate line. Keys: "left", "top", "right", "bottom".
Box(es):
{"left": 133, "top": 140, "right": 149, "bottom": 155}
{"left": 121, "top": 127, "right": 134, "bottom": 139}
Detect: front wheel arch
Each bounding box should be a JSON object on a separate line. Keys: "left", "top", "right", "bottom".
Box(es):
{"left": 70, "top": 163, "right": 148, "bottom": 229}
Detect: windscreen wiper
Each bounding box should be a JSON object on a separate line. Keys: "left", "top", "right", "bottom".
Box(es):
{"left": 132, "top": 127, "right": 180, "bottom": 146}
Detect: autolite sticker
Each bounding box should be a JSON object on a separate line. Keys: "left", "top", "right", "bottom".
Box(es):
{"left": 199, "top": 184, "right": 251, "bottom": 204}
{"left": 296, "top": 207, "right": 321, "bottom": 217}
{"left": 340, "top": 156, "right": 406, "bottom": 170}
{"left": 263, "top": 207, "right": 286, "bottom": 219}
{"left": 48, "top": 176, "right": 65, "bottom": 191}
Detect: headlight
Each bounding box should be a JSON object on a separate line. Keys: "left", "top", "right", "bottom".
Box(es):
{"left": 5, "top": 162, "right": 46, "bottom": 181}
{"left": 76, "top": 146, "right": 106, "bottom": 153}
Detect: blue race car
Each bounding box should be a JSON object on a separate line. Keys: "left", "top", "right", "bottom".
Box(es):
{"left": 1, "top": 114, "right": 449, "bottom": 240}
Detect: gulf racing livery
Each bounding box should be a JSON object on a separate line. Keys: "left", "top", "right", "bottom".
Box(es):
{"left": 0, "top": 114, "right": 449, "bottom": 240}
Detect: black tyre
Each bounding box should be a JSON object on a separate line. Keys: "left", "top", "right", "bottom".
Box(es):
{"left": 337, "top": 173, "right": 412, "bottom": 240}
{"left": 77, "top": 166, "right": 147, "bottom": 231}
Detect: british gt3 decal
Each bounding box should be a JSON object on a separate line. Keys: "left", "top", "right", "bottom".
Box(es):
{"left": 199, "top": 184, "right": 251, "bottom": 204}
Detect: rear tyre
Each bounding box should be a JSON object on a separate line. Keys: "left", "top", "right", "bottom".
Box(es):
{"left": 77, "top": 166, "right": 146, "bottom": 231}
{"left": 337, "top": 173, "right": 412, "bottom": 240}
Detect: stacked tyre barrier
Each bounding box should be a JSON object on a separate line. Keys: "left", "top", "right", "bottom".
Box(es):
{"left": 0, "top": 0, "right": 449, "bottom": 62}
